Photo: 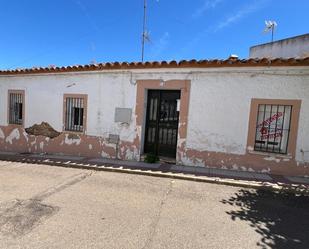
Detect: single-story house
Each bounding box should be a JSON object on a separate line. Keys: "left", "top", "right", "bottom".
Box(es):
{"left": 0, "top": 57, "right": 308, "bottom": 176}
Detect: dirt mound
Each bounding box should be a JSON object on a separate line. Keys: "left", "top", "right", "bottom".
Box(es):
{"left": 25, "top": 122, "right": 61, "bottom": 138}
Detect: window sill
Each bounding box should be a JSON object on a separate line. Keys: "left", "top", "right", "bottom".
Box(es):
{"left": 7, "top": 123, "right": 24, "bottom": 128}
{"left": 247, "top": 150, "right": 293, "bottom": 159}
{"left": 63, "top": 130, "right": 85, "bottom": 135}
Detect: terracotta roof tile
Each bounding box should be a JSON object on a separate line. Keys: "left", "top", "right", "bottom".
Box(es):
{"left": 0, "top": 57, "right": 308, "bottom": 75}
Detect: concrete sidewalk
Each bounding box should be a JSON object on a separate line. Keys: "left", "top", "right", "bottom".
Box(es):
{"left": 0, "top": 151, "right": 308, "bottom": 191}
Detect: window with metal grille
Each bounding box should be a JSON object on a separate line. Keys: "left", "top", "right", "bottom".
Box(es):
{"left": 254, "top": 104, "right": 292, "bottom": 154}
{"left": 9, "top": 92, "right": 24, "bottom": 125}
{"left": 64, "top": 97, "right": 85, "bottom": 132}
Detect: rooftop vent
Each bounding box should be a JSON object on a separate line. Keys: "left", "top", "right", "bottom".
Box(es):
{"left": 229, "top": 54, "right": 239, "bottom": 60}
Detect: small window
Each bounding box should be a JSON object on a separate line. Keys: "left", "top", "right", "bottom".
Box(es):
{"left": 254, "top": 104, "right": 292, "bottom": 154}
{"left": 8, "top": 91, "right": 24, "bottom": 125}
{"left": 64, "top": 95, "right": 87, "bottom": 132}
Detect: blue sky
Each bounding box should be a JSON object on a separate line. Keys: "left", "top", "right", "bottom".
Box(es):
{"left": 0, "top": 0, "right": 308, "bottom": 69}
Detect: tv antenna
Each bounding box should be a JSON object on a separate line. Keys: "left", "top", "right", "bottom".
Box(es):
{"left": 141, "top": 0, "right": 158, "bottom": 62}
{"left": 141, "top": 0, "right": 148, "bottom": 62}
{"left": 263, "top": 20, "right": 277, "bottom": 43}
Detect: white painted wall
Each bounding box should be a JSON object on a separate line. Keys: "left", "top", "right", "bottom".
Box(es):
{"left": 0, "top": 66, "right": 308, "bottom": 163}
{"left": 250, "top": 34, "right": 309, "bottom": 59}
{"left": 185, "top": 68, "right": 309, "bottom": 163}
{"left": 0, "top": 72, "right": 138, "bottom": 143}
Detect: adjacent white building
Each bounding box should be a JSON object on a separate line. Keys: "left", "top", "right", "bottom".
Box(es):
{"left": 250, "top": 34, "right": 309, "bottom": 59}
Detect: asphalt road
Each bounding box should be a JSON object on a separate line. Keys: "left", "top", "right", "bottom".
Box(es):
{"left": 0, "top": 161, "right": 308, "bottom": 249}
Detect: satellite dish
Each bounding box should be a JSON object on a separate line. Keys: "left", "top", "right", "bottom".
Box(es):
{"left": 263, "top": 20, "right": 277, "bottom": 42}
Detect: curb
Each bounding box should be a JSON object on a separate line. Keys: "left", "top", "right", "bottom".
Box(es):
{"left": 0, "top": 155, "right": 297, "bottom": 192}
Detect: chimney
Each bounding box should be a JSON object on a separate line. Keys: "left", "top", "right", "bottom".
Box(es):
{"left": 228, "top": 54, "right": 239, "bottom": 61}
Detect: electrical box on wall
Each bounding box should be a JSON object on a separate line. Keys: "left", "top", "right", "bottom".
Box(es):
{"left": 114, "top": 107, "right": 132, "bottom": 123}
{"left": 108, "top": 134, "right": 119, "bottom": 144}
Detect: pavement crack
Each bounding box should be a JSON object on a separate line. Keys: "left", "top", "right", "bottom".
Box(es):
{"left": 141, "top": 180, "right": 174, "bottom": 249}
{"left": 0, "top": 170, "right": 94, "bottom": 238}
{"left": 33, "top": 171, "right": 94, "bottom": 201}
{"left": 0, "top": 199, "right": 59, "bottom": 238}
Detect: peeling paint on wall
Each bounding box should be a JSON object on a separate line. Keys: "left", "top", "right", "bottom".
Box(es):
{"left": 177, "top": 141, "right": 309, "bottom": 176}
{"left": 39, "top": 142, "right": 44, "bottom": 150}
{"left": 261, "top": 168, "right": 271, "bottom": 173}
{"left": 22, "top": 131, "right": 29, "bottom": 142}
{"left": 0, "top": 128, "right": 4, "bottom": 139}
{"left": 264, "top": 157, "right": 281, "bottom": 163}
{"left": 5, "top": 129, "right": 20, "bottom": 145}
{"left": 64, "top": 134, "right": 81, "bottom": 146}
{"left": 101, "top": 151, "right": 111, "bottom": 158}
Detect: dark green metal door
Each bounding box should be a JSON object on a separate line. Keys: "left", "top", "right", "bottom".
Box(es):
{"left": 144, "top": 90, "right": 180, "bottom": 158}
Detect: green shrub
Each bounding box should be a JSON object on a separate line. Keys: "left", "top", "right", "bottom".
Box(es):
{"left": 144, "top": 153, "right": 159, "bottom": 163}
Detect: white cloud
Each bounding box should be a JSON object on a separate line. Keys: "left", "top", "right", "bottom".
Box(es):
{"left": 214, "top": 0, "right": 268, "bottom": 31}
{"left": 192, "top": 0, "right": 225, "bottom": 18}
{"left": 74, "top": 0, "right": 100, "bottom": 32}
{"left": 179, "top": 0, "right": 269, "bottom": 58}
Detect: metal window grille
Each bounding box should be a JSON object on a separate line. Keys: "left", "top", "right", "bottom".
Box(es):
{"left": 9, "top": 93, "right": 23, "bottom": 125}
{"left": 65, "top": 97, "right": 85, "bottom": 132}
{"left": 254, "top": 104, "right": 292, "bottom": 154}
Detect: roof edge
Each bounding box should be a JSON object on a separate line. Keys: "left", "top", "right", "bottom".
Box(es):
{"left": 0, "top": 57, "right": 308, "bottom": 76}
{"left": 250, "top": 33, "right": 309, "bottom": 49}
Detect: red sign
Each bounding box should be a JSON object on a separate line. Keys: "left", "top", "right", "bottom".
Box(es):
{"left": 258, "top": 112, "right": 283, "bottom": 140}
